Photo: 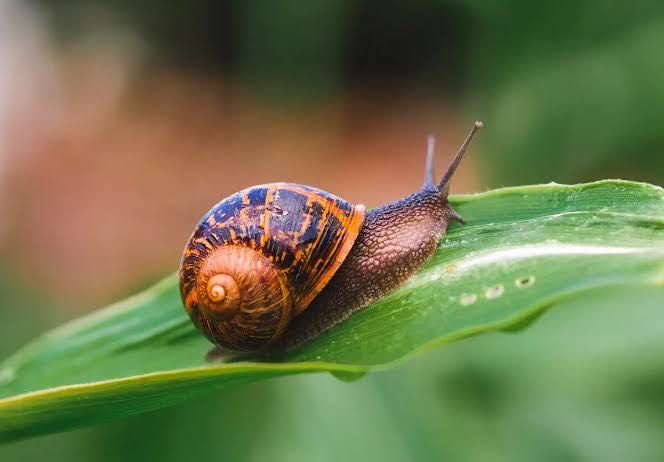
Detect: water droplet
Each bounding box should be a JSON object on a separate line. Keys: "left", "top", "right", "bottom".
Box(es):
{"left": 485, "top": 284, "right": 504, "bottom": 299}
{"left": 515, "top": 275, "right": 536, "bottom": 288}
{"left": 459, "top": 293, "right": 477, "bottom": 306}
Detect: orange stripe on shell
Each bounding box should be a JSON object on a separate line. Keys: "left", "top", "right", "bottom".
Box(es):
{"left": 293, "top": 202, "right": 366, "bottom": 314}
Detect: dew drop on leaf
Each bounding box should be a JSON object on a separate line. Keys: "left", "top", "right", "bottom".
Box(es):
{"left": 459, "top": 293, "right": 477, "bottom": 306}
{"left": 484, "top": 284, "right": 505, "bottom": 299}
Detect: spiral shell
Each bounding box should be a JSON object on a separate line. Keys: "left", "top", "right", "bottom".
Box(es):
{"left": 179, "top": 183, "right": 366, "bottom": 351}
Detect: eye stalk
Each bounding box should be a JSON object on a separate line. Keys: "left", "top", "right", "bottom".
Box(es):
{"left": 423, "top": 121, "right": 483, "bottom": 195}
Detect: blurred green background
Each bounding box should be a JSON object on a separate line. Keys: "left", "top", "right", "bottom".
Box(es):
{"left": 1, "top": 1, "right": 663, "bottom": 460}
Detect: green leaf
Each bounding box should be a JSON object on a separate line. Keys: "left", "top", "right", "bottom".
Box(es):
{"left": 0, "top": 180, "right": 662, "bottom": 442}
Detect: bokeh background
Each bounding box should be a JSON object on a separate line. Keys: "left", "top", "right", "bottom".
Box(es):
{"left": 1, "top": 1, "right": 663, "bottom": 460}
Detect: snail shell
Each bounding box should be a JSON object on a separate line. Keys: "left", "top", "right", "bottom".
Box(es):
{"left": 179, "top": 183, "right": 366, "bottom": 351}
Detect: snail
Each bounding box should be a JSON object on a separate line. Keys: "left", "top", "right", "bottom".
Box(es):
{"left": 180, "top": 121, "right": 482, "bottom": 353}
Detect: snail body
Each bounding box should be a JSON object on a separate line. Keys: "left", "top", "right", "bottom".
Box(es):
{"left": 180, "top": 122, "right": 482, "bottom": 352}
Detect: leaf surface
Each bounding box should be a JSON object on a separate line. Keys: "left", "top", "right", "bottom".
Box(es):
{"left": 1, "top": 180, "right": 662, "bottom": 442}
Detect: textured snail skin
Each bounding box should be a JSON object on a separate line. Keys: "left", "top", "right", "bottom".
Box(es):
{"left": 276, "top": 186, "right": 461, "bottom": 351}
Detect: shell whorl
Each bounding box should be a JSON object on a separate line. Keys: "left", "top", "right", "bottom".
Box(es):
{"left": 190, "top": 246, "right": 294, "bottom": 350}
{"left": 179, "top": 183, "right": 366, "bottom": 352}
